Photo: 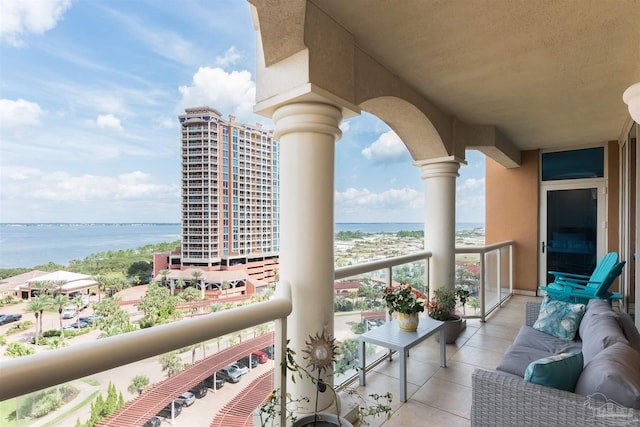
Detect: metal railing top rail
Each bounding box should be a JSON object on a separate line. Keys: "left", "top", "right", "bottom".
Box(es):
{"left": 335, "top": 250, "right": 433, "bottom": 280}
{"left": 0, "top": 281, "right": 292, "bottom": 402}
{"left": 455, "top": 240, "right": 514, "bottom": 254}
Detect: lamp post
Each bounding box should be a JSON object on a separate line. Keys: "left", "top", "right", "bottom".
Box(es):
{"left": 623, "top": 82, "right": 640, "bottom": 123}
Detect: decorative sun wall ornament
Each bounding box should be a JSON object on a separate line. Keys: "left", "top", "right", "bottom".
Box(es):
{"left": 302, "top": 329, "right": 338, "bottom": 375}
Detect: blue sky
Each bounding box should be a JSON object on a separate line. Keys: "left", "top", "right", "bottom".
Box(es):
{"left": 0, "top": 0, "right": 485, "bottom": 224}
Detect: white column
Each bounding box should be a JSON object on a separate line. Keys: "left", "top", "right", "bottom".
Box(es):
{"left": 273, "top": 102, "right": 342, "bottom": 412}
{"left": 415, "top": 157, "right": 463, "bottom": 295}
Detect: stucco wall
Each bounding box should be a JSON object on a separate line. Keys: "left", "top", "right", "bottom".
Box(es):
{"left": 486, "top": 150, "right": 540, "bottom": 293}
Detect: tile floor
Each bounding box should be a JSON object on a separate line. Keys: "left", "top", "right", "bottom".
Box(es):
{"left": 352, "top": 294, "right": 542, "bottom": 427}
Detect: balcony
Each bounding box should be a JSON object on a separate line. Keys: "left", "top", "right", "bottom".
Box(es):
{"left": 0, "top": 242, "right": 522, "bottom": 426}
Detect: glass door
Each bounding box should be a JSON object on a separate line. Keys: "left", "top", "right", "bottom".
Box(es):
{"left": 540, "top": 182, "right": 605, "bottom": 286}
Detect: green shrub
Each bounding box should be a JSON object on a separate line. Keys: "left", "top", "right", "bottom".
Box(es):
{"left": 5, "top": 342, "right": 34, "bottom": 357}
{"left": 31, "top": 390, "right": 63, "bottom": 418}
{"left": 350, "top": 320, "right": 367, "bottom": 334}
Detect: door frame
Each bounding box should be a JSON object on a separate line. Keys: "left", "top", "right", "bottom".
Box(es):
{"left": 539, "top": 179, "right": 607, "bottom": 287}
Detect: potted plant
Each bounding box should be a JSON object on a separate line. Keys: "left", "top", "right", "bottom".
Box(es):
{"left": 426, "top": 287, "right": 463, "bottom": 343}
{"left": 258, "top": 332, "right": 393, "bottom": 426}
{"left": 383, "top": 284, "right": 426, "bottom": 332}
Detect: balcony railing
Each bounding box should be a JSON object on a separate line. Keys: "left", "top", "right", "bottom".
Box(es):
{"left": 0, "top": 241, "right": 513, "bottom": 425}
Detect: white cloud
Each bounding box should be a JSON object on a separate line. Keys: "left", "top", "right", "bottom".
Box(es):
{"left": 216, "top": 46, "right": 241, "bottom": 68}
{"left": 0, "top": 0, "right": 72, "bottom": 46}
{"left": 1, "top": 166, "right": 178, "bottom": 202}
{"left": 336, "top": 187, "right": 422, "bottom": 210}
{"left": 96, "top": 114, "right": 123, "bottom": 131}
{"left": 361, "top": 130, "right": 409, "bottom": 163}
{"left": 0, "top": 98, "right": 44, "bottom": 130}
{"left": 177, "top": 67, "right": 257, "bottom": 123}
{"left": 457, "top": 177, "right": 485, "bottom": 193}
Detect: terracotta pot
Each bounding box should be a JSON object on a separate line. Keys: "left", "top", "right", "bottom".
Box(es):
{"left": 396, "top": 312, "right": 419, "bottom": 332}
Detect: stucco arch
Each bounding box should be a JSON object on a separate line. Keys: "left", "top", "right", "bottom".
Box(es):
{"left": 360, "top": 96, "right": 449, "bottom": 161}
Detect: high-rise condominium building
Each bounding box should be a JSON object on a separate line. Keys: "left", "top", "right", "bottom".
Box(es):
{"left": 153, "top": 107, "right": 279, "bottom": 289}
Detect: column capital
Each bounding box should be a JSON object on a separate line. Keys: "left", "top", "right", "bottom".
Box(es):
{"left": 414, "top": 156, "right": 466, "bottom": 179}
{"left": 273, "top": 102, "right": 343, "bottom": 141}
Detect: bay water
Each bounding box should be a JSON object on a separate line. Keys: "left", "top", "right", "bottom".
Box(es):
{"left": 0, "top": 222, "right": 483, "bottom": 269}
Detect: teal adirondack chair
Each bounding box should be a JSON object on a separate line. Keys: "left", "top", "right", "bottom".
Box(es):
{"left": 539, "top": 252, "right": 624, "bottom": 304}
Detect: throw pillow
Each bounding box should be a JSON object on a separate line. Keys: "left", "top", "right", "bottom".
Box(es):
{"left": 524, "top": 352, "right": 583, "bottom": 392}
{"left": 575, "top": 342, "right": 640, "bottom": 409}
{"left": 533, "top": 296, "right": 586, "bottom": 341}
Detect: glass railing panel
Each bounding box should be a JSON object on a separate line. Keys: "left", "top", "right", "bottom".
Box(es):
{"left": 455, "top": 252, "right": 481, "bottom": 317}
{"left": 333, "top": 254, "right": 430, "bottom": 388}
{"left": 483, "top": 250, "right": 500, "bottom": 313}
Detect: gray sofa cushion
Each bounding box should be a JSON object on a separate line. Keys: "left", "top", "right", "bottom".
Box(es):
{"left": 513, "top": 325, "right": 582, "bottom": 354}
{"left": 575, "top": 342, "right": 640, "bottom": 409}
{"left": 613, "top": 312, "right": 640, "bottom": 352}
{"left": 496, "top": 344, "right": 554, "bottom": 377}
{"left": 578, "top": 299, "right": 613, "bottom": 340}
{"left": 581, "top": 313, "right": 629, "bottom": 364}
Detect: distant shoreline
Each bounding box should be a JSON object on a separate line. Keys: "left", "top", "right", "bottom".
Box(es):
{"left": 0, "top": 223, "right": 485, "bottom": 269}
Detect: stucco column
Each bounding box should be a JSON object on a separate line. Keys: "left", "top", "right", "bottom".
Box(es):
{"left": 273, "top": 102, "right": 342, "bottom": 412}
{"left": 415, "top": 157, "right": 463, "bottom": 295}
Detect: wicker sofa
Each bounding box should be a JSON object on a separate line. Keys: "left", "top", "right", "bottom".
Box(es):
{"left": 471, "top": 299, "right": 640, "bottom": 427}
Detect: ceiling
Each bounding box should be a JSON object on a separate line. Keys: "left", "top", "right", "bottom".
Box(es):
{"left": 311, "top": 0, "right": 640, "bottom": 151}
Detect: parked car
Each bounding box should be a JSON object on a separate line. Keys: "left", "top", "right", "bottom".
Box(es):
{"left": 217, "top": 367, "right": 242, "bottom": 383}
{"left": 252, "top": 350, "right": 269, "bottom": 364}
{"left": 201, "top": 375, "right": 224, "bottom": 390}
{"left": 261, "top": 345, "right": 275, "bottom": 359}
{"left": 0, "top": 313, "right": 22, "bottom": 325}
{"left": 63, "top": 321, "right": 88, "bottom": 330}
{"left": 79, "top": 314, "right": 103, "bottom": 324}
{"left": 239, "top": 354, "right": 258, "bottom": 369}
{"left": 157, "top": 402, "right": 182, "bottom": 418}
{"left": 62, "top": 306, "right": 77, "bottom": 319}
{"left": 175, "top": 391, "right": 196, "bottom": 407}
{"left": 230, "top": 362, "right": 249, "bottom": 375}
{"left": 189, "top": 383, "right": 208, "bottom": 399}
{"left": 143, "top": 416, "right": 161, "bottom": 427}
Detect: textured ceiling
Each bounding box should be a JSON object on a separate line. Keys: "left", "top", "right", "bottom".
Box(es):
{"left": 312, "top": 0, "right": 640, "bottom": 150}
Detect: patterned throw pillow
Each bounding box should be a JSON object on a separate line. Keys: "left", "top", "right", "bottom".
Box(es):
{"left": 524, "top": 352, "right": 584, "bottom": 392}
{"left": 533, "top": 296, "right": 586, "bottom": 341}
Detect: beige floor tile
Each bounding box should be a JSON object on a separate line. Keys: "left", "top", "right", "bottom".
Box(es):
{"left": 381, "top": 399, "right": 470, "bottom": 427}
{"left": 463, "top": 332, "right": 514, "bottom": 353}
{"left": 432, "top": 360, "right": 479, "bottom": 388}
{"left": 411, "top": 377, "right": 472, "bottom": 419}
{"left": 449, "top": 345, "right": 503, "bottom": 370}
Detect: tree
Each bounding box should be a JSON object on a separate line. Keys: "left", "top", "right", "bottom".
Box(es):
{"left": 128, "top": 374, "right": 151, "bottom": 396}
{"left": 27, "top": 295, "right": 48, "bottom": 345}
{"left": 127, "top": 261, "right": 152, "bottom": 285}
{"left": 71, "top": 295, "right": 85, "bottom": 328}
{"left": 138, "top": 283, "right": 177, "bottom": 327}
{"left": 191, "top": 270, "right": 205, "bottom": 299}
{"left": 221, "top": 280, "right": 230, "bottom": 296}
{"left": 159, "top": 352, "right": 184, "bottom": 377}
{"left": 50, "top": 294, "right": 69, "bottom": 340}
{"left": 93, "top": 298, "right": 135, "bottom": 337}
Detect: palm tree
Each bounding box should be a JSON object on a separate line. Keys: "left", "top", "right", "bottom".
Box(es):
{"left": 191, "top": 270, "right": 204, "bottom": 299}
{"left": 27, "top": 295, "right": 48, "bottom": 346}
{"left": 159, "top": 352, "right": 184, "bottom": 377}
{"left": 128, "top": 374, "right": 150, "bottom": 396}
{"left": 71, "top": 295, "right": 84, "bottom": 328}
{"left": 50, "top": 294, "right": 69, "bottom": 340}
